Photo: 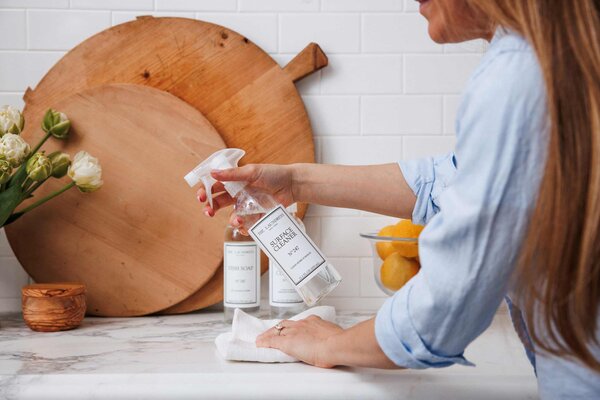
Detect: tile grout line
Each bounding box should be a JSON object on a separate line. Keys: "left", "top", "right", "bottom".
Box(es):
{"left": 358, "top": 95, "right": 363, "bottom": 136}
{"left": 441, "top": 95, "right": 447, "bottom": 135}
{"left": 401, "top": 54, "right": 406, "bottom": 94}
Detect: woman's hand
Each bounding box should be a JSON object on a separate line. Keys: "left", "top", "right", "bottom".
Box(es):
{"left": 256, "top": 315, "right": 344, "bottom": 368}
{"left": 257, "top": 316, "right": 399, "bottom": 369}
{"left": 197, "top": 163, "right": 296, "bottom": 228}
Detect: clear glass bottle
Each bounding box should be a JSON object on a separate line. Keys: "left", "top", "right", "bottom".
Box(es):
{"left": 269, "top": 260, "right": 306, "bottom": 318}
{"left": 223, "top": 225, "right": 261, "bottom": 322}
{"left": 184, "top": 148, "right": 341, "bottom": 308}
{"left": 269, "top": 205, "right": 307, "bottom": 318}
{"left": 236, "top": 187, "right": 341, "bottom": 306}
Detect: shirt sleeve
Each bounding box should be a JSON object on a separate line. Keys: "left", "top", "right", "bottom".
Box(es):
{"left": 376, "top": 46, "right": 548, "bottom": 369}
{"left": 399, "top": 153, "right": 457, "bottom": 226}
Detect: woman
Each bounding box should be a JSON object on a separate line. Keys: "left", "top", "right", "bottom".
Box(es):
{"left": 199, "top": 0, "right": 600, "bottom": 397}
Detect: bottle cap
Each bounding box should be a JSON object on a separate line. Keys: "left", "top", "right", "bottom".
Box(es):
{"left": 184, "top": 148, "right": 246, "bottom": 208}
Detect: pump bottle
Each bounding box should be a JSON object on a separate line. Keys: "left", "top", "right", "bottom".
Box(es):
{"left": 185, "top": 149, "right": 341, "bottom": 307}
{"left": 222, "top": 224, "right": 261, "bottom": 322}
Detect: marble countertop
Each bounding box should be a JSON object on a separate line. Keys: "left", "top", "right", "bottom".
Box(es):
{"left": 0, "top": 309, "right": 537, "bottom": 400}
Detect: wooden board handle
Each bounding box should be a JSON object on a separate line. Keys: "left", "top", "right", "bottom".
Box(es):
{"left": 283, "top": 43, "right": 328, "bottom": 83}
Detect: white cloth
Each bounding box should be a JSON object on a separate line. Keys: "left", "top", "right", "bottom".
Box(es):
{"left": 215, "top": 306, "right": 336, "bottom": 363}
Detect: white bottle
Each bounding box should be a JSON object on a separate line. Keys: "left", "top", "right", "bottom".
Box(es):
{"left": 185, "top": 148, "right": 341, "bottom": 306}
{"left": 269, "top": 204, "right": 306, "bottom": 318}
{"left": 223, "top": 225, "right": 261, "bottom": 322}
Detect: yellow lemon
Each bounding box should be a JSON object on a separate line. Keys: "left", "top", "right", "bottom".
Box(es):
{"left": 391, "top": 220, "right": 424, "bottom": 258}
{"left": 380, "top": 253, "right": 420, "bottom": 291}
{"left": 376, "top": 225, "right": 397, "bottom": 260}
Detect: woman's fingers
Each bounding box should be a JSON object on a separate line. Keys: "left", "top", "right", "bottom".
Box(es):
{"left": 256, "top": 328, "right": 296, "bottom": 348}
{"left": 196, "top": 181, "right": 225, "bottom": 202}
{"left": 199, "top": 165, "right": 261, "bottom": 218}
{"left": 256, "top": 331, "right": 288, "bottom": 350}
{"left": 204, "top": 192, "right": 234, "bottom": 216}
{"left": 280, "top": 326, "right": 298, "bottom": 337}
{"left": 229, "top": 213, "right": 243, "bottom": 228}
{"left": 256, "top": 320, "right": 296, "bottom": 343}
{"left": 211, "top": 164, "right": 259, "bottom": 183}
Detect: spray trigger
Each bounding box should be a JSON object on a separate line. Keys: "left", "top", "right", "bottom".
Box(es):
{"left": 184, "top": 148, "right": 247, "bottom": 210}
{"left": 201, "top": 175, "right": 217, "bottom": 209}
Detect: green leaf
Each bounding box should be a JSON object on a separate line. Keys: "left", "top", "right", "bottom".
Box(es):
{"left": 0, "top": 184, "right": 24, "bottom": 227}
{"left": 3, "top": 211, "right": 23, "bottom": 226}
{"left": 7, "top": 161, "right": 28, "bottom": 188}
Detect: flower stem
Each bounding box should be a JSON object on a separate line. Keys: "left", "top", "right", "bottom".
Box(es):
{"left": 22, "top": 177, "right": 33, "bottom": 191}
{"left": 24, "top": 178, "right": 47, "bottom": 197}
{"left": 19, "top": 181, "right": 75, "bottom": 215}
{"left": 30, "top": 132, "right": 52, "bottom": 156}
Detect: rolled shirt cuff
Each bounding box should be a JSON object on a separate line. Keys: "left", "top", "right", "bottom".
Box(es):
{"left": 398, "top": 154, "right": 456, "bottom": 225}
{"left": 375, "top": 282, "right": 475, "bottom": 369}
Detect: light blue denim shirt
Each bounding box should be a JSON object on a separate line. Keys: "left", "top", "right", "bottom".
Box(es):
{"left": 374, "top": 30, "right": 600, "bottom": 398}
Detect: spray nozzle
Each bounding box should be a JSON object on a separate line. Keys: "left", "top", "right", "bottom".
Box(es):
{"left": 184, "top": 148, "right": 246, "bottom": 209}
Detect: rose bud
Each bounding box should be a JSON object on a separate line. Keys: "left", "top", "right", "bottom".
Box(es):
{"left": 42, "top": 109, "right": 71, "bottom": 139}
{"left": 48, "top": 151, "right": 71, "bottom": 178}
{"left": 26, "top": 152, "right": 53, "bottom": 181}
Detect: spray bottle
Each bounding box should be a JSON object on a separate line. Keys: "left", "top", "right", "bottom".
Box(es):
{"left": 269, "top": 203, "right": 307, "bottom": 318}
{"left": 184, "top": 149, "right": 341, "bottom": 307}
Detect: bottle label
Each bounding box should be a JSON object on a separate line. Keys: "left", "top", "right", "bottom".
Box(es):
{"left": 249, "top": 205, "right": 326, "bottom": 288}
{"left": 269, "top": 260, "right": 303, "bottom": 306}
{"left": 223, "top": 242, "right": 260, "bottom": 308}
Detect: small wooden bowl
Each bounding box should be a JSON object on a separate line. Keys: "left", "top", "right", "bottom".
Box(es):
{"left": 22, "top": 283, "right": 86, "bottom": 332}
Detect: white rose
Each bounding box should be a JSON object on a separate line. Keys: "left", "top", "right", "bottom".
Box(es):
{"left": 68, "top": 151, "right": 103, "bottom": 192}
{"left": 0, "top": 133, "right": 30, "bottom": 167}
{"left": 0, "top": 105, "right": 24, "bottom": 136}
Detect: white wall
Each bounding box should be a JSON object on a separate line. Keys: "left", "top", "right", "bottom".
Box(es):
{"left": 0, "top": 0, "right": 485, "bottom": 312}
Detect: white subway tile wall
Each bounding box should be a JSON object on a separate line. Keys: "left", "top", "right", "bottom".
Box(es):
{"left": 28, "top": 10, "right": 111, "bottom": 50}
{"left": 0, "top": 10, "right": 26, "bottom": 49}
{"left": 0, "top": 0, "right": 485, "bottom": 311}
{"left": 279, "top": 13, "right": 360, "bottom": 54}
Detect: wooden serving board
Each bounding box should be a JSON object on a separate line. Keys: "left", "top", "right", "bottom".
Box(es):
{"left": 160, "top": 252, "right": 269, "bottom": 315}
{"left": 161, "top": 41, "right": 326, "bottom": 314}
{"left": 7, "top": 84, "right": 228, "bottom": 317}
{"left": 20, "top": 17, "right": 323, "bottom": 186}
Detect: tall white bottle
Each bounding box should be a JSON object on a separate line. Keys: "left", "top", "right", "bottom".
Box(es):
{"left": 223, "top": 225, "right": 261, "bottom": 322}
{"left": 185, "top": 148, "right": 341, "bottom": 307}
{"left": 269, "top": 204, "right": 306, "bottom": 318}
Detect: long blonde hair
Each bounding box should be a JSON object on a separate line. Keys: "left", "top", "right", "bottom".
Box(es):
{"left": 466, "top": 0, "right": 600, "bottom": 370}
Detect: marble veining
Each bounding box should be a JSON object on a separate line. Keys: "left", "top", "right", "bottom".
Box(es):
{"left": 0, "top": 309, "right": 538, "bottom": 400}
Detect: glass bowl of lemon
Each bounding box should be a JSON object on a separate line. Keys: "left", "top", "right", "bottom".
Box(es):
{"left": 360, "top": 220, "right": 424, "bottom": 296}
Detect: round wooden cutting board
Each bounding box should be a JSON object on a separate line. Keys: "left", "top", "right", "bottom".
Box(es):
{"left": 6, "top": 84, "right": 228, "bottom": 317}
{"left": 160, "top": 253, "right": 269, "bottom": 315}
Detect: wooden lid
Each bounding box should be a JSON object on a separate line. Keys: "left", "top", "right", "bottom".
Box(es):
{"left": 22, "top": 283, "right": 86, "bottom": 298}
